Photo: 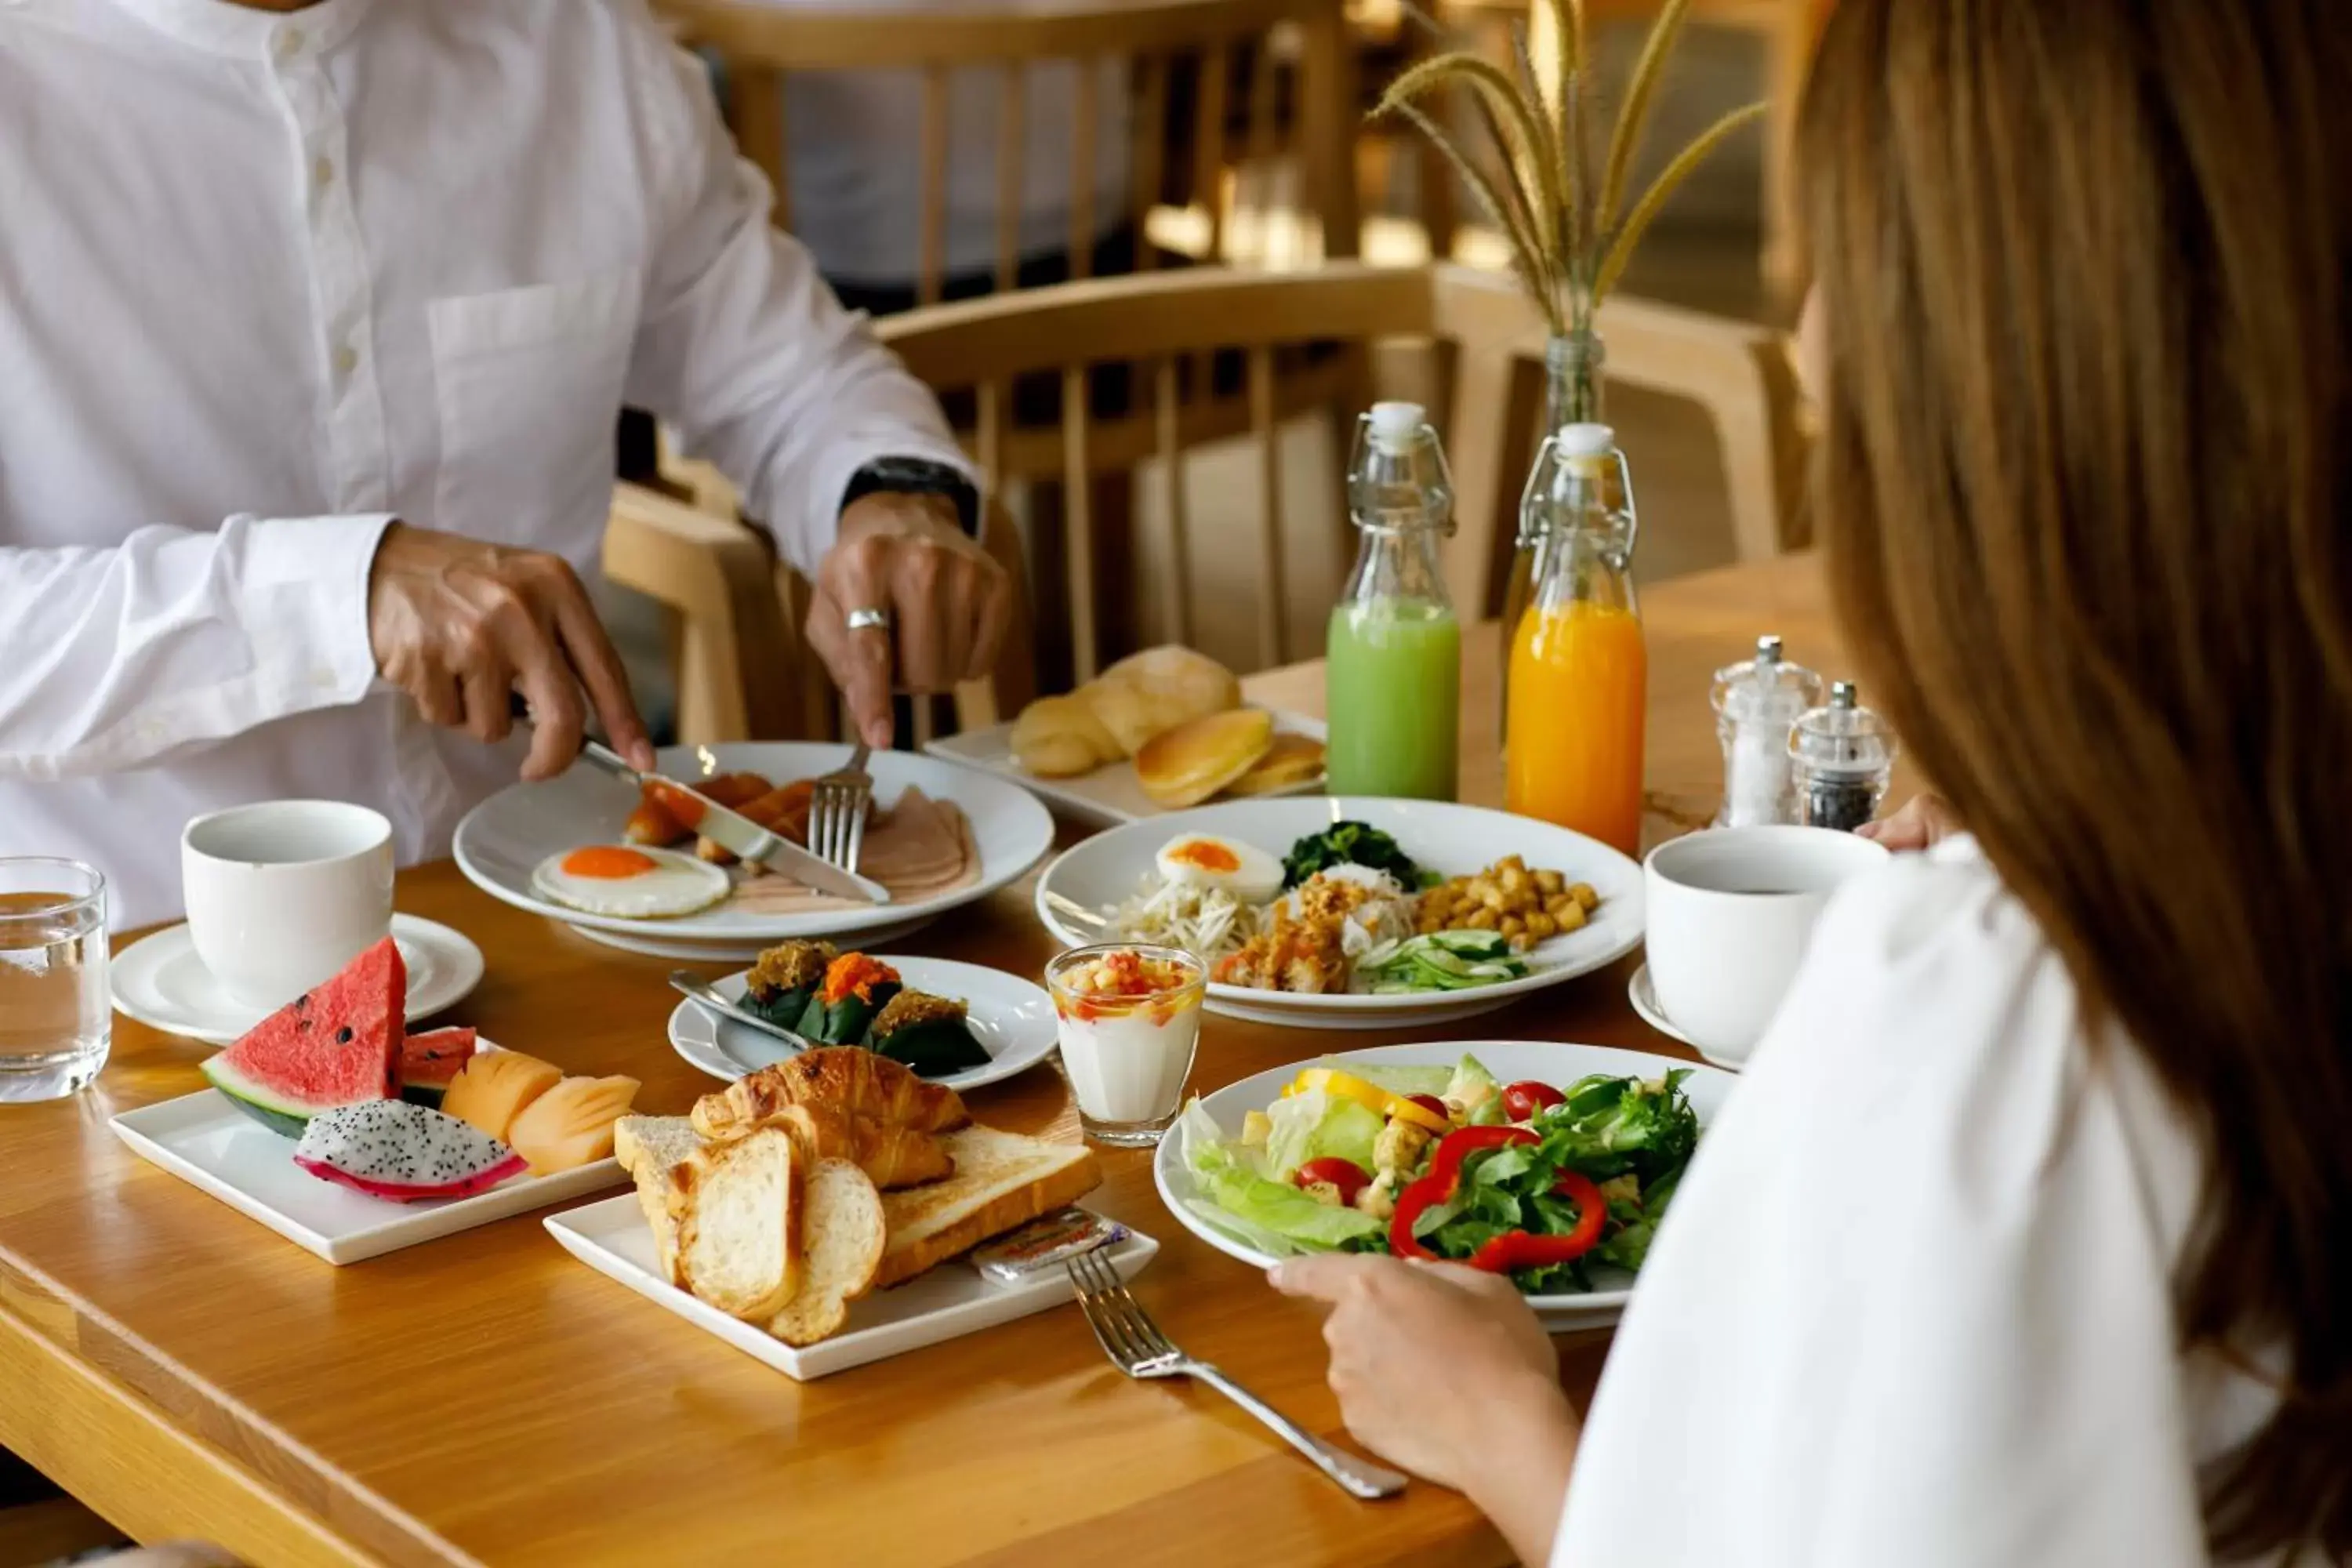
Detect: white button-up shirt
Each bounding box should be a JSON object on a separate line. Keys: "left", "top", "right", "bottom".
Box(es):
{"left": 0, "top": 0, "right": 970, "bottom": 927}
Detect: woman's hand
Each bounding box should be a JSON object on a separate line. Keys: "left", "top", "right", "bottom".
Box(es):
{"left": 1857, "top": 792, "right": 1963, "bottom": 851}
{"left": 1272, "top": 1255, "right": 1579, "bottom": 1563}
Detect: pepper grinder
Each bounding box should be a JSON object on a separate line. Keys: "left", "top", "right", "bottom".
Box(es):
{"left": 1788, "top": 681, "right": 1899, "bottom": 833}
{"left": 1711, "top": 634, "right": 1826, "bottom": 827}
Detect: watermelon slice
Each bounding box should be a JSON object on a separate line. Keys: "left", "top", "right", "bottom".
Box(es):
{"left": 398, "top": 1026, "right": 479, "bottom": 1107}
{"left": 201, "top": 937, "right": 406, "bottom": 1138}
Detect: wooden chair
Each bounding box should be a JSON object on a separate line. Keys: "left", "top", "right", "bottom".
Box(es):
{"left": 612, "top": 262, "right": 1802, "bottom": 742}
{"left": 655, "top": 0, "right": 1363, "bottom": 301}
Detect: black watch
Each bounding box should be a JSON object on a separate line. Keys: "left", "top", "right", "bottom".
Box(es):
{"left": 840, "top": 456, "right": 980, "bottom": 536}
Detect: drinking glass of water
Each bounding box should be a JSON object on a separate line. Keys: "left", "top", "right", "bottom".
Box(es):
{"left": 0, "top": 859, "right": 110, "bottom": 1102}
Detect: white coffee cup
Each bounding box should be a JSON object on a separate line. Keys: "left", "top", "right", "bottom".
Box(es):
{"left": 1642, "top": 825, "right": 1889, "bottom": 1066}
{"left": 182, "top": 801, "right": 395, "bottom": 1009}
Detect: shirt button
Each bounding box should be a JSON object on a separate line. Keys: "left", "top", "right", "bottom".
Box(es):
{"left": 275, "top": 25, "right": 305, "bottom": 59}
{"left": 313, "top": 157, "right": 335, "bottom": 189}
{"left": 332, "top": 343, "right": 360, "bottom": 377}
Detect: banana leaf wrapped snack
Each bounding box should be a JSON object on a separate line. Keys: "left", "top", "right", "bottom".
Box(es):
{"left": 866, "top": 990, "right": 988, "bottom": 1076}
{"left": 742, "top": 940, "right": 837, "bottom": 1029}
{"left": 798, "top": 952, "right": 903, "bottom": 1044}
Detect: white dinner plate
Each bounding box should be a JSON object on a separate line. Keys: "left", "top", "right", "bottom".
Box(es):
{"left": 1157, "top": 1040, "right": 1733, "bottom": 1327}
{"left": 924, "top": 710, "right": 1328, "bottom": 829}
{"left": 110, "top": 913, "right": 485, "bottom": 1047}
{"left": 546, "top": 1196, "right": 1157, "bottom": 1380}
{"left": 108, "top": 1040, "right": 624, "bottom": 1265}
{"left": 669, "top": 956, "right": 1062, "bottom": 1094}
{"left": 452, "top": 743, "right": 1054, "bottom": 947}
{"left": 1034, "top": 797, "right": 1644, "bottom": 1029}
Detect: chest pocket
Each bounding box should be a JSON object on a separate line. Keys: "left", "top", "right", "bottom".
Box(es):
{"left": 427, "top": 268, "right": 641, "bottom": 563}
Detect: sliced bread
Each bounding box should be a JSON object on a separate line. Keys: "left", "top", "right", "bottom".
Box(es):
{"left": 614, "top": 1114, "right": 706, "bottom": 1286}
{"left": 676, "top": 1128, "right": 805, "bottom": 1322}
{"left": 874, "top": 1127, "right": 1101, "bottom": 1288}
{"left": 768, "top": 1158, "right": 887, "bottom": 1346}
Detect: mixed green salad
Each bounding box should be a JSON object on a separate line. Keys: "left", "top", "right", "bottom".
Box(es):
{"left": 1178, "top": 1054, "right": 1700, "bottom": 1293}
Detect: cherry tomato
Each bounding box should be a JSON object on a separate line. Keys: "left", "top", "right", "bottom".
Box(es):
{"left": 1290, "top": 1156, "right": 1370, "bottom": 1205}
{"left": 1404, "top": 1093, "right": 1450, "bottom": 1123}
{"left": 1501, "top": 1080, "right": 1566, "bottom": 1122}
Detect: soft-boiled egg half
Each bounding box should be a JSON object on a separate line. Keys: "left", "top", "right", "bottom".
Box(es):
{"left": 1155, "top": 833, "right": 1283, "bottom": 903}
{"left": 530, "top": 844, "right": 732, "bottom": 919}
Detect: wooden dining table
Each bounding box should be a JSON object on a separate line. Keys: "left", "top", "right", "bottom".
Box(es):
{"left": 0, "top": 552, "right": 1877, "bottom": 1568}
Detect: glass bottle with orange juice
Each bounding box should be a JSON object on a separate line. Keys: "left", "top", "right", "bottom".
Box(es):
{"left": 1504, "top": 423, "right": 1646, "bottom": 855}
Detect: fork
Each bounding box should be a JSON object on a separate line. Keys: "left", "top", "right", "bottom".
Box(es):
{"left": 807, "top": 742, "right": 873, "bottom": 873}
{"left": 1065, "top": 1248, "right": 1407, "bottom": 1500}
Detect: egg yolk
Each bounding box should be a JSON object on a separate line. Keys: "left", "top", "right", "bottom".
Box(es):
{"left": 559, "top": 846, "right": 660, "bottom": 879}
{"left": 1167, "top": 839, "right": 1241, "bottom": 874}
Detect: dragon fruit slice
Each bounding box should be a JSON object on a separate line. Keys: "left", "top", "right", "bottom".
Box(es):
{"left": 293, "top": 1101, "right": 528, "bottom": 1203}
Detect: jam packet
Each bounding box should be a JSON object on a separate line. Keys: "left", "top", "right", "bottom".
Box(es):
{"left": 968, "top": 1207, "right": 1128, "bottom": 1284}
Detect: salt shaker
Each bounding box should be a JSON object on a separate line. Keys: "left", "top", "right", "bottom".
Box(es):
{"left": 1711, "top": 635, "right": 1826, "bottom": 827}
{"left": 1788, "top": 681, "right": 1898, "bottom": 833}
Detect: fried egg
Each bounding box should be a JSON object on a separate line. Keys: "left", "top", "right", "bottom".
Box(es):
{"left": 1154, "top": 833, "right": 1283, "bottom": 904}
{"left": 530, "top": 844, "right": 732, "bottom": 919}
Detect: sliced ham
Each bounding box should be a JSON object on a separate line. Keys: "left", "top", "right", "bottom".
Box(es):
{"left": 729, "top": 788, "right": 980, "bottom": 914}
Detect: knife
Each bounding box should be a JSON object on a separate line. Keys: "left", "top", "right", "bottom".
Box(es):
{"left": 571, "top": 739, "right": 893, "bottom": 904}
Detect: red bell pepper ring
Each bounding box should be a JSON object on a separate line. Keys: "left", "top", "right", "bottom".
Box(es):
{"left": 1387, "top": 1125, "right": 1537, "bottom": 1260}
{"left": 1467, "top": 1170, "right": 1608, "bottom": 1274}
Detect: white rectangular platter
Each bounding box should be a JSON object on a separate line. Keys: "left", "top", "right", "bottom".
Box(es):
{"left": 111, "top": 1091, "right": 624, "bottom": 1265}
{"left": 546, "top": 1194, "right": 1159, "bottom": 1380}
{"left": 925, "top": 710, "right": 1326, "bottom": 829}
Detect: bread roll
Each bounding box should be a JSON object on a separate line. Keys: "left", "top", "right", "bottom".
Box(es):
{"left": 1009, "top": 694, "right": 1122, "bottom": 778}
{"left": 1135, "top": 707, "right": 1276, "bottom": 808}
{"left": 1086, "top": 646, "right": 1242, "bottom": 755}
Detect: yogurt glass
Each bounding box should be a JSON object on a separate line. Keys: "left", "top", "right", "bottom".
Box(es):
{"left": 1046, "top": 944, "right": 1207, "bottom": 1147}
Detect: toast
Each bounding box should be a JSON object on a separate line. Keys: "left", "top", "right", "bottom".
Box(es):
{"left": 768, "top": 1158, "right": 887, "bottom": 1346}
{"left": 874, "top": 1126, "right": 1102, "bottom": 1288}
{"left": 614, "top": 1114, "right": 706, "bottom": 1285}
{"left": 675, "top": 1128, "right": 804, "bottom": 1322}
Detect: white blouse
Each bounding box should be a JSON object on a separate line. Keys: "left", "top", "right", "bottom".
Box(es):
{"left": 0, "top": 0, "right": 968, "bottom": 927}
{"left": 1555, "top": 839, "right": 2292, "bottom": 1568}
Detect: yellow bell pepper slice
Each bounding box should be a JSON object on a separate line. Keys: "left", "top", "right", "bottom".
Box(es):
{"left": 1283, "top": 1068, "right": 1452, "bottom": 1134}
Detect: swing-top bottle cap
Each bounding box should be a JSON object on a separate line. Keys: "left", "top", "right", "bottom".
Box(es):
{"left": 1367, "top": 401, "right": 1427, "bottom": 454}
{"left": 1558, "top": 422, "right": 1617, "bottom": 459}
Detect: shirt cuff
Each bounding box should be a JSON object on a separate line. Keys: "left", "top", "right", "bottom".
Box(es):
{"left": 233, "top": 512, "right": 397, "bottom": 709}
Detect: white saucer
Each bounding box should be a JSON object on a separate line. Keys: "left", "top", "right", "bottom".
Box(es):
{"left": 111, "top": 913, "right": 485, "bottom": 1046}
{"left": 1628, "top": 963, "right": 1742, "bottom": 1072}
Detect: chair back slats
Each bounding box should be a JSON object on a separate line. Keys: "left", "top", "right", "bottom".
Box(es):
{"left": 1069, "top": 65, "right": 1098, "bottom": 278}
{"left": 918, "top": 66, "right": 952, "bottom": 304}
{"left": 994, "top": 63, "right": 1025, "bottom": 290}
{"left": 1152, "top": 356, "right": 1192, "bottom": 644}
{"left": 1131, "top": 56, "right": 1167, "bottom": 271}
{"left": 1058, "top": 367, "right": 1101, "bottom": 680}
{"left": 1245, "top": 344, "right": 1289, "bottom": 668}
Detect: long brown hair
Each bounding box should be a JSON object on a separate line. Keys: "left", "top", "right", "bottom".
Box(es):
{"left": 1800, "top": 0, "right": 2351, "bottom": 1555}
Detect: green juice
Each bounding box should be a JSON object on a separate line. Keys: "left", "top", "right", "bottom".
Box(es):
{"left": 1324, "top": 597, "right": 1461, "bottom": 800}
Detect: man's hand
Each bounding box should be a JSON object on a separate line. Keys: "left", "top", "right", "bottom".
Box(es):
{"left": 1856, "top": 791, "right": 1963, "bottom": 851}
{"left": 366, "top": 523, "right": 654, "bottom": 781}
{"left": 808, "top": 493, "right": 1011, "bottom": 748}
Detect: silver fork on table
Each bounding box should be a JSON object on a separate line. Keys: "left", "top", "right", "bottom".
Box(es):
{"left": 1065, "top": 1248, "right": 1407, "bottom": 1500}
{"left": 807, "top": 742, "right": 873, "bottom": 873}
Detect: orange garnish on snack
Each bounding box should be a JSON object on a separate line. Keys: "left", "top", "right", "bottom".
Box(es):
{"left": 557, "top": 846, "right": 659, "bottom": 879}
{"left": 819, "top": 953, "right": 900, "bottom": 1005}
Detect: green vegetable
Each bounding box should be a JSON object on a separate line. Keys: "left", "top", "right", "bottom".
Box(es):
{"left": 1261, "top": 1091, "right": 1383, "bottom": 1182}
{"left": 1358, "top": 933, "right": 1530, "bottom": 994}
{"left": 1330, "top": 1061, "right": 1454, "bottom": 1098}
{"left": 868, "top": 1018, "right": 988, "bottom": 1076}
{"left": 1444, "top": 1054, "right": 1508, "bottom": 1124}
{"left": 794, "top": 981, "right": 900, "bottom": 1045}
{"left": 742, "top": 982, "right": 819, "bottom": 1031}
{"left": 1179, "top": 1103, "right": 1384, "bottom": 1254}
{"left": 1282, "top": 821, "right": 1424, "bottom": 890}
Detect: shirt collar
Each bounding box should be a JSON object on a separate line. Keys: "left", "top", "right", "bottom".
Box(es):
{"left": 106, "top": 0, "right": 372, "bottom": 60}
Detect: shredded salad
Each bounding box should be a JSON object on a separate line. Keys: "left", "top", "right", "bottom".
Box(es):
{"left": 1178, "top": 1054, "right": 1700, "bottom": 1293}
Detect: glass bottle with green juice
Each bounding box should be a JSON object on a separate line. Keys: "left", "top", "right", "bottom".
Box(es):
{"left": 1325, "top": 401, "right": 1461, "bottom": 800}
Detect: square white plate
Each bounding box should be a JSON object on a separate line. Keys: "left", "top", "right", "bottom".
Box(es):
{"left": 545, "top": 1195, "right": 1159, "bottom": 1380}
{"left": 924, "top": 711, "right": 1326, "bottom": 829}
{"left": 110, "top": 1083, "right": 626, "bottom": 1265}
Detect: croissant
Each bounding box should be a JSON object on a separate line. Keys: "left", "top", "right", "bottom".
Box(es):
{"left": 692, "top": 1047, "right": 970, "bottom": 1140}
{"left": 767, "top": 1103, "right": 953, "bottom": 1190}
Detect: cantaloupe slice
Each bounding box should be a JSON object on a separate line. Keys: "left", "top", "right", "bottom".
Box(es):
{"left": 439, "top": 1050, "right": 564, "bottom": 1144}
{"left": 506, "top": 1073, "right": 641, "bottom": 1175}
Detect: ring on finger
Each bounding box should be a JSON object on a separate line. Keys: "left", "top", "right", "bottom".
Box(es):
{"left": 844, "top": 605, "right": 892, "bottom": 634}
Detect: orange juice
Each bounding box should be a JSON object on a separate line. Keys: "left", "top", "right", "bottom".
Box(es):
{"left": 1505, "top": 600, "right": 1647, "bottom": 855}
